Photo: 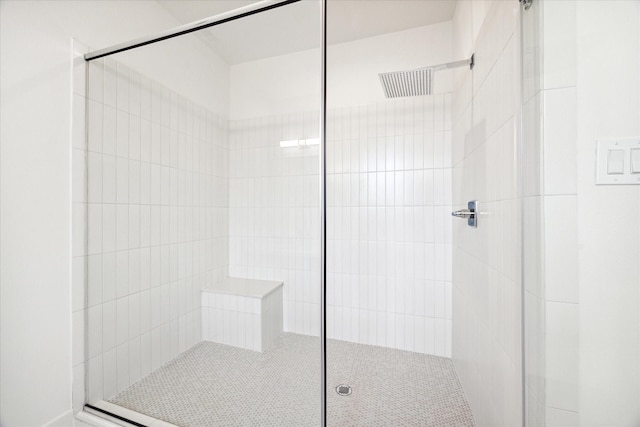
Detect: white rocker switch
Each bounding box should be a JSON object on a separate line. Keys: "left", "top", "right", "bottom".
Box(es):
{"left": 607, "top": 149, "right": 625, "bottom": 174}
{"left": 631, "top": 148, "right": 640, "bottom": 174}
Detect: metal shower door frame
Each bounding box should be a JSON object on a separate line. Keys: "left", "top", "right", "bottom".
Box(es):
{"left": 83, "top": 0, "right": 329, "bottom": 425}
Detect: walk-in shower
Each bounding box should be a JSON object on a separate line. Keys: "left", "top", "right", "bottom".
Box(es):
{"left": 74, "top": 0, "right": 524, "bottom": 426}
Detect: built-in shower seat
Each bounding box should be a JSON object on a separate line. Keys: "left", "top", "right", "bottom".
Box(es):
{"left": 201, "top": 277, "right": 283, "bottom": 352}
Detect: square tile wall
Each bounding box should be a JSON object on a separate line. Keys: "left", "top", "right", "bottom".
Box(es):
{"left": 75, "top": 55, "right": 229, "bottom": 405}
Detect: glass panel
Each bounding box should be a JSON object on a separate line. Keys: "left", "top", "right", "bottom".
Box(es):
{"left": 84, "top": 2, "right": 322, "bottom": 425}
{"left": 522, "top": 1, "right": 544, "bottom": 425}
{"left": 325, "top": 0, "right": 478, "bottom": 424}
{"left": 523, "top": 1, "right": 640, "bottom": 426}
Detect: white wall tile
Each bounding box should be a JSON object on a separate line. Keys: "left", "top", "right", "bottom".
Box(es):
{"left": 546, "top": 302, "right": 578, "bottom": 411}
{"left": 103, "top": 106, "right": 117, "bottom": 156}
{"left": 116, "top": 342, "right": 130, "bottom": 393}
{"left": 102, "top": 253, "right": 116, "bottom": 303}
{"left": 544, "top": 195, "right": 578, "bottom": 303}
{"left": 103, "top": 59, "right": 117, "bottom": 109}
{"left": 82, "top": 57, "right": 229, "bottom": 401}
{"left": 129, "top": 337, "right": 141, "bottom": 385}
{"left": 116, "top": 297, "right": 129, "bottom": 346}
{"left": 102, "top": 300, "right": 116, "bottom": 352}
{"left": 543, "top": 88, "right": 577, "bottom": 195}
{"left": 117, "top": 110, "right": 129, "bottom": 158}
{"left": 102, "top": 348, "right": 117, "bottom": 399}
{"left": 87, "top": 356, "right": 103, "bottom": 403}
{"left": 116, "top": 205, "right": 129, "bottom": 251}
{"left": 103, "top": 155, "right": 116, "bottom": 204}
{"left": 225, "top": 98, "right": 442, "bottom": 354}
{"left": 116, "top": 251, "right": 129, "bottom": 299}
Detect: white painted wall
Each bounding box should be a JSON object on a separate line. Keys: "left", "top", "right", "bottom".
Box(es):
{"left": 328, "top": 21, "right": 453, "bottom": 108}
{"left": 230, "top": 22, "right": 453, "bottom": 119}
{"left": 0, "top": 3, "right": 74, "bottom": 426}
{"left": 44, "top": 1, "right": 230, "bottom": 117}
{"left": 0, "top": 1, "right": 229, "bottom": 426}
{"left": 230, "top": 49, "right": 321, "bottom": 120}
{"left": 575, "top": 2, "right": 640, "bottom": 425}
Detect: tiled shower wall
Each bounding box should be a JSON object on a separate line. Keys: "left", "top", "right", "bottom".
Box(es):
{"left": 75, "top": 56, "right": 229, "bottom": 404}
{"left": 326, "top": 97, "right": 453, "bottom": 356}
{"left": 228, "top": 96, "right": 453, "bottom": 356}
{"left": 228, "top": 113, "right": 321, "bottom": 336}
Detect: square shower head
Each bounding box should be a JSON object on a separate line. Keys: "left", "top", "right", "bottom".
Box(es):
{"left": 378, "top": 67, "right": 433, "bottom": 98}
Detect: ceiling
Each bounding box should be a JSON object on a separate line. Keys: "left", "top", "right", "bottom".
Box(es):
{"left": 157, "top": 0, "right": 458, "bottom": 64}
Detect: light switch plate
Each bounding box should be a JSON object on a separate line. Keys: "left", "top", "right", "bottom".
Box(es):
{"left": 596, "top": 138, "right": 640, "bottom": 185}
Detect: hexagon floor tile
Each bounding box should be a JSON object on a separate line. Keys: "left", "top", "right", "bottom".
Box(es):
{"left": 110, "top": 334, "right": 475, "bottom": 426}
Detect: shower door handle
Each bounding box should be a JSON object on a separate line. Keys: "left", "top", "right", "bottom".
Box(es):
{"left": 451, "top": 210, "right": 473, "bottom": 218}
{"left": 451, "top": 200, "right": 478, "bottom": 228}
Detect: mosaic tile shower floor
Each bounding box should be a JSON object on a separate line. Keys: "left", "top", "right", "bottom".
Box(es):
{"left": 109, "top": 333, "right": 475, "bottom": 426}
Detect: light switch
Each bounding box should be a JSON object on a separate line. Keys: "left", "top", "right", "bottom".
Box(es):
{"left": 631, "top": 148, "right": 640, "bottom": 174}
{"left": 596, "top": 138, "right": 640, "bottom": 185}
{"left": 607, "top": 149, "right": 625, "bottom": 174}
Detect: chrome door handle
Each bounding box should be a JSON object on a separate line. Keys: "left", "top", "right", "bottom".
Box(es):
{"left": 452, "top": 209, "right": 473, "bottom": 218}
{"left": 451, "top": 200, "right": 478, "bottom": 227}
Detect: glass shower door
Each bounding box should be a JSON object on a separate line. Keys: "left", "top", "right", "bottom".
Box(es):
{"left": 523, "top": 1, "right": 640, "bottom": 425}
{"left": 81, "top": 1, "right": 323, "bottom": 425}
{"left": 324, "top": 0, "right": 476, "bottom": 424}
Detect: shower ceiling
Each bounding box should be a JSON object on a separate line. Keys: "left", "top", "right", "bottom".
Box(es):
{"left": 157, "top": 0, "right": 457, "bottom": 64}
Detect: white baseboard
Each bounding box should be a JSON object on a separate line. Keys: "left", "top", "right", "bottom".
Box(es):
{"left": 44, "top": 410, "right": 75, "bottom": 427}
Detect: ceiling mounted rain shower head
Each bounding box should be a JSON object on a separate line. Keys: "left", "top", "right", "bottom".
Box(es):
{"left": 378, "top": 54, "right": 474, "bottom": 99}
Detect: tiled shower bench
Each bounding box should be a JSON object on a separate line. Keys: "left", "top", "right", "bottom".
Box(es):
{"left": 201, "top": 277, "right": 283, "bottom": 352}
